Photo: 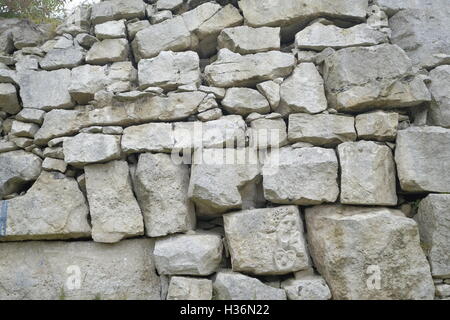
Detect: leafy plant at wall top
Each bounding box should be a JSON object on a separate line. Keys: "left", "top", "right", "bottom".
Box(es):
{"left": 0, "top": 0, "right": 72, "bottom": 23}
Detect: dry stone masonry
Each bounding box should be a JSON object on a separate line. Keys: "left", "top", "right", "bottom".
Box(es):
{"left": 0, "top": 0, "right": 449, "bottom": 300}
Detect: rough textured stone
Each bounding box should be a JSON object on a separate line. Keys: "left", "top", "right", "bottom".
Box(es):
{"left": 295, "top": 23, "right": 387, "bottom": 51}
{"left": 278, "top": 63, "right": 327, "bottom": 115}
{"left": 205, "top": 49, "right": 295, "bottom": 88}
{"left": 63, "top": 133, "right": 122, "bottom": 167}
{"left": 69, "top": 65, "right": 107, "bottom": 104}
{"left": 85, "top": 161, "right": 144, "bottom": 243}
{"left": 0, "top": 83, "right": 21, "bottom": 114}
{"left": 323, "top": 44, "right": 431, "bottom": 111}
{"left": 0, "top": 171, "right": 90, "bottom": 241}
{"left": 355, "top": 111, "right": 398, "bottom": 141}
{"left": 134, "top": 153, "right": 195, "bottom": 237}
{"left": 86, "top": 39, "right": 129, "bottom": 65}
{"left": 0, "top": 150, "right": 42, "bottom": 198}
{"left": 288, "top": 113, "right": 356, "bottom": 146}
{"left": 224, "top": 206, "right": 310, "bottom": 275}
{"left": 390, "top": 6, "right": 450, "bottom": 69}
{"left": 218, "top": 26, "right": 280, "bottom": 54}
{"left": 262, "top": 147, "right": 339, "bottom": 205}
{"left": 138, "top": 51, "right": 200, "bottom": 90}
{"left": 281, "top": 276, "right": 332, "bottom": 300}
{"left": 10, "top": 120, "right": 39, "bottom": 138}
{"left": 154, "top": 233, "right": 223, "bottom": 275}
{"left": 214, "top": 270, "right": 287, "bottom": 300}
{"left": 248, "top": 117, "right": 287, "bottom": 149}
{"left": 132, "top": 16, "right": 194, "bottom": 61}
{"left": 338, "top": 141, "right": 397, "bottom": 206}
{"left": 188, "top": 148, "right": 260, "bottom": 216}
{"left": 18, "top": 69, "right": 74, "bottom": 110}
{"left": 305, "top": 205, "right": 435, "bottom": 300}
{"left": 395, "top": 126, "right": 450, "bottom": 193}
{"left": 167, "top": 277, "right": 213, "bottom": 300}
{"left": 257, "top": 80, "right": 280, "bottom": 110}
{"left": 40, "top": 45, "right": 85, "bottom": 71}
{"left": 42, "top": 158, "right": 67, "bottom": 173}
{"left": 91, "top": 0, "right": 146, "bottom": 25}
{"left": 95, "top": 20, "right": 126, "bottom": 40}
{"left": 428, "top": 65, "right": 450, "bottom": 128}
{"left": 222, "top": 88, "right": 270, "bottom": 116}
{"left": 15, "top": 108, "right": 45, "bottom": 125}
{"left": 0, "top": 239, "right": 160, "bottom": 300}
{"left": 415, "top": 194, "right": 450, "bottom": 278}
{"left": 238, "top": 0, "right": 368, "bottom": 27}
{"left": 121, "top": 123, "right": 174, "bottom": 154}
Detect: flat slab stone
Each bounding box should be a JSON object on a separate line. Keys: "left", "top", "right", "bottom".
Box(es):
{"left": 355, "top": 111, "right": 398, "bottom": 141}
{"left": 85, "top": 39, "right": 129, "bottom": 65}
{"left": 0, "top": 239, "right": 160, "bottom": 300}
{"left": 167, "top": 276, "right": 213, "bottom": 300}
{"left": 91, "top": 0, "right": 146, "bottom": 24}
{"left": 0, "top": 171, "right": 90, "bottom": 241}
{"left": 218, "top": 26, "right": 281, "bottom": 54}
{"left": 305, "top": 205, "right": 435, "bottom": 300}
{"left": 428, "top": 65, "right": 450, "bottom": 128}
{"left": 395, "top": 126, "right": 450, "bottom": 193}
{"left": 224, "top": 206, "right": 311, "bottom": 275}
{"left": 154, "top": 233, "right": 223, "bottom": 276}
{"left": 85, "top": 161, "right": 144, "bottom": 243}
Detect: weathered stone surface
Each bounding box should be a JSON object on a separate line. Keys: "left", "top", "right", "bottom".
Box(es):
{"left": 154, "top": 233, "right": 223, "bottom": 275}
{"left": 338, "top": 141, "right": 397, "bottom": 205}
{"left": 15, "top": 108, "right": 45, "bottom": 125}
{"left": 40, "top": 45, "right": 85, "bottom": 71}
{"left": 127, "top": 20, "right": 150, "bottom": 40}
{"left": 214, "top": 270, "right": 287, "bottom": 300}
{"left": 86, "top": 39, "right": 129, "bottom": 65}
{"left": 85, "top": 161, "right": 144, "bottom": 243}
{"left": 167, "top": 276, "right": 213, "bottom": 300}
{"left": 198, "top": 108, "right": 222, "bottom": 121}
{"left": 428, "top": 65, "right": 450, "bottom": 128}
{"left": 0, "top": 150, "right": 42, "bottom": 198}
{"left": 415, "top": 194, "right": 450, "bottom": 278}
{"left": 10, "top": 120, "right": 39, "bottom": 138}
{"left": 42, "top": 158, "right": 67, "bottom": 173}
{"left": 0, "top": 171, "right": 90, "bottom": 241}
{"left": 218, "top": 26, "right": 280, "bottom": 54}
{"left": 295, "top": 23, "right": 387, "bottom": 51}
{"left": 0, "top": 239, "right": 160, "bottom": 300}
{"left": 63, "top": 133, "right": 121, "bottom": 167}
{"left": 224, "top": 206, "right": 310, "bottom": 275}
{"left": 323, "top": 44, "right": 431, "bottom": 111}
{"left": 395, "top": 126, "right": 450, "bottom": 193}
{"left": 238, "top": 0, "right": 368, "bottom": 27}
{"left": 75, "top": 33, "right": 98, "bottom": 49}
{"left": 355, "top": 111, "right": 398, "bottom": 141}
{"left": 222, "top": 88, "right": 270, "bottom": 116}
{"left": 122, "top": 123, "right": 174, "bottom": 154}
{"left": 91, "top": 0, "right": 146, "bottom": 25}
{"left": 305, "top": 205, "right": 435, "bottom": 300}
{"left": 34, "top": 109, "right": 84, "bottom": 145}
{"left": 390, "top": 6, "right": 450, "bottom": 69}
{"left": 132, "top": 16, "right": 194, "bottom": 61}
{"left": 18, "top": 69, "right": 74, "bottom": 110}
{"left": 288, "top": 113, "right": 356, "bottom": 146}
{"left": 69, "top": 65, "right": 107, "bottom": 104}
{"left": 262, "top": 147, "right": 339, "bottom": 205}
{"left": 278, "top": 63, "right": 327, "bottom": 115}
{"left": 134, "top": 153, "right": 195, "bottom": 237}
{"left": 257, "top": 80, "right": 280, "bottom": 110}
{"left": 248, "top": 117, "right": 287, "bottom": 149}
{"left": 157, "top": 0, "right": 184, "bottom": 11}
{"left": 138, "top": 51, "right": 200, "bottom": 90}
{"left": 281, "top": 276, "right": 332, "bottom": 300}
{"left": 188, "top": 148, "right": 259, "bottom": 216}
{"left": 95, "top": 20, "right": 126, "bottom": 39}
{"left": 373, "top": 0, "right": 439, "bottom": 16}
{"left": 205, "top": 49, "right": 296, "bottom": 88}
{"left": 0, "top": 83, "right": 20, "bottom": 114}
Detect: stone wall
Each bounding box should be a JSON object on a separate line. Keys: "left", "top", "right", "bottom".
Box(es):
{"left": 0, "top": 0, "right": 449, "bottom": 300}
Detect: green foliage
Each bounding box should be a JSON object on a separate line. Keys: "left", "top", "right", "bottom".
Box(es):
{"left": 0, "top": 0, "right": 72, "bottom": 23}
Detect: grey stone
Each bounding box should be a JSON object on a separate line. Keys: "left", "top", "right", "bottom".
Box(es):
{"left": 0, "top": 171, "right": 90, "bottom": 241}
{"left": 40, "top": 45, "right": 85, "bottom": 71}
{"left": 0, "top": 83, "right": 20, "bottom": 114}
{"left": 85, "top": 161, "right": 144, "bottom": 243}
{"left": 94, "top": 20, "right": 127, "bottom": 39}
{"left": 91, "top": 0, "right": 146, "bottom": 24}
{"left": 85, "top": 39, "right": 129, "bottom": 65}
{"left": 42, "top": 158, "right": 67, "bottom": 173}
{"left": 205, "top": 49, "right": 296, "bottom": 88}
{"left": 0, "top": 239, "right": 160, "bottom": 300}
{"left": 262, "top": 147, "right": 339, "bottom": 205}
{"left": 288, "top": 113, "right": 356, "bottom": 146}
{"left": 355, "top": 111, "right": 399, "bottom": 141}
{"left": 224, "top": 206, "right": 311, "bottom": 275}
{"left": 428, "top": 65, "right": 450, "bottom": 128}
{"left": 167, "top": 277, "right": 213, "bottom": 300}
{"left": 305, "top": 205, "right": 435, "bottom": 300}
{"left": 395, "top": 126, "right": 450, "bottom": 193}
{"left": 214, "top": 270, "right": 287, "bottom": 300}
{"left": 10, "top": 120, "right": 39, "bottom": 138}
{"left": 69, "top": 65, "right": 107, "bottom": 104}
{"left": 0, "top": 150, "right": 42, "bottom": 198}
{"left": 248, "top": 117, "right": 287, "bottom": 149}
{"left": 15, "top": 108, "right": 45, "bottom": 125}
{"left": 338, "top": 141, "right": 397, "bottom": 206}
{"left": 63, "top": 133, "right": 122, "bottom": 167}
{"left": 121, "top": 123, "right": 174, "bottom": 154}
{"left": 281, "top": 276, "right": 332, "bottom": 300}
{"left": 154, "top": 233, "right": 223, "bottom": 275}
{"left": 134, "top": 153, "right": 195, "bottom": 237}
{"left": 222, "top": 88, "right": 270, "bottom": 116}
{"left": 256, "top": 80, "right": 281, "bottom": 110}
{"left": 218, "top": 26, "right": 280, "bottom": 54}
